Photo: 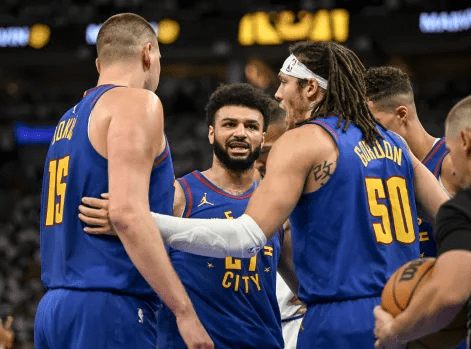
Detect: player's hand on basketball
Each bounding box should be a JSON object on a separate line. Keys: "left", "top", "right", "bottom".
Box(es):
{"left": 373, "top": 306, "right": 405, "bottom": 349}
{"left": 176, "top": 312, "right": 214, "bottom": 349}
{"left": 0, "top": 316, "right": 14, "bottom": 349}
{"left": 79, "top": 193, "right": 116, "bottom": 235}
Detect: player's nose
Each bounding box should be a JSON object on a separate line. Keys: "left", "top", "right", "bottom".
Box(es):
{"left": 233, "top": 123, "right": 248, "bottom": 137}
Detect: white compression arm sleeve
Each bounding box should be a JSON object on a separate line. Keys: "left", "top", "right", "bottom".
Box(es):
{"left": 151, "top": 213, "right": 267, "bottom": 258}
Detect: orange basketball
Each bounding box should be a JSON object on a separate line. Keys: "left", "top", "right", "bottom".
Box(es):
{"left": 381, "top": 258, "right": 467, "bottom": 349}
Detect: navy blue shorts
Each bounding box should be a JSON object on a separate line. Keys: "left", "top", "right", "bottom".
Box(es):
{"left": 34, "top": 289, "right": 158, "bottom": 349}
{"left": 296, "top": 296, "right": 380, "bottom": 349}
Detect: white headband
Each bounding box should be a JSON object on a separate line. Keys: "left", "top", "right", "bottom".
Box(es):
{"left": 280, "top": 54, "right": 328, "bottom": 90}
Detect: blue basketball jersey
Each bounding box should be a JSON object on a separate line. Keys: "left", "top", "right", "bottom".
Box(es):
{"left": 39, "top": 85, "right": 174, "bottom": 307}
{"left": 418, "top": 137, "right": 449, "bottom": 257}
{"left": 290, "top": 115, "right": 419, "bottom": 305}
{"left": 157, "top": 170, "right": 284, "bottom": 349}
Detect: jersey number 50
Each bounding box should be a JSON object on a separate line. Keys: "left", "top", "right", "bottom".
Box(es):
{"left": 365, "top": 176, "right": 415, "bottom": 244}
{"left": 45, "top": 156, "right": 70, "bottom": 226}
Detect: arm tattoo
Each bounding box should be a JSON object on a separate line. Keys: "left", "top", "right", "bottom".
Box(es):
{"left": 313, "top": 160, "right": 336, "bottom": 184}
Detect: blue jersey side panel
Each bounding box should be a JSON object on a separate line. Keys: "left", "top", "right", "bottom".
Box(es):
{"left": 418, "top": 137, "right": 449, "bottom": 257}
{"left": 157, "top": 171, "right": 283, "bottom": 349}
{"left": 39, "top": 85, "right": 174, "bottom": 305}
{"left": 289, "top": 116, "right": 419, "bottom": 305}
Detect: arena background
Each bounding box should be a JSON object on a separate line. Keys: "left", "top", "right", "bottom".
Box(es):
{"left": 0, "top": 0, "right": 470, "bottom": 347}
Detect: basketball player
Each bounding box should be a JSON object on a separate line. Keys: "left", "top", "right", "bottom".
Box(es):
{"left": 142, "top": 41, "right": 449, "bottom": 348}
{"left": 254, "top": 104, "right": 305, "bottom": 349}
{"left": 34, "top": 13, "right": 212, "bottom": 349}
{"left": 373, "top": 95, "right": 471, "bottom": 349}
{"left": 365, "top": 66, "right": 460, "bottom": 258}
{"left": 0, "top": 316, "right": 13, "bottom": 349}
{"left": 79, "top": 83, "right": 300, "bottom": 348}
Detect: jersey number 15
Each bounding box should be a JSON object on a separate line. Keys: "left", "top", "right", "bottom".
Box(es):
{"left": 45, "top": 156, "right": 70, "bottom": 226}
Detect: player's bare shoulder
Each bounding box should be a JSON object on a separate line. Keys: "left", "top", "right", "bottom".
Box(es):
{"left": 269, "top": 122, "right": 339, "bottom": 191}
{"left": 100, "top": 87, "right": 163, "bottom": 123}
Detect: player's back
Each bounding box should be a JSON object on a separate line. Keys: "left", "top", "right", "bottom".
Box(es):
{"left": 418, "top": 137, "right": 449, "bottom": 257}
{"left": 157, "top": 170, "right": 283, "bottom": 349}
{"left": 39, "top": 84, "right": 174, "bottom": 305}
{"left": 289, "top": 115, "right": 419, "bottom": 305}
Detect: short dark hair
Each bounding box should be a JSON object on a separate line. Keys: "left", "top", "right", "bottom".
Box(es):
{"left": 97, "top": 13, "right": 157, "bottom": 65}
{"left": 288, "top": 41, "right": 380, "bottom": 145}
{"left": 365, "top": 66, "right": 413, "bottom": 103}
{"left": 205, "top": 83, "right": 272, "bottom": 131}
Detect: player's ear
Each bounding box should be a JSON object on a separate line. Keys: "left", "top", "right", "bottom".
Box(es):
{"left": 305, "top": 78, "right": 318, "bottom": 99}
{"left": 395, "top": 106, "right": 408, "bottom": 125}
{"left": 208, "top": 125, "right": 215, "bottom": 144}
{"left": 95, "top": 58, "right": 100, "bottom": 74}
{"left": 261, "top": 131, "right": 266, "bottom": 148}
{"left": 142, "top": 43, "right": 152, "bottom": 70}
{"left": 460, "top": 128, "right": 471, "bottom": 157}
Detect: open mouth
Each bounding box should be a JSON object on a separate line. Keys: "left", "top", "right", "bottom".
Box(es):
{"left": 228, "top": 142, "right": 249, "bottom": 153}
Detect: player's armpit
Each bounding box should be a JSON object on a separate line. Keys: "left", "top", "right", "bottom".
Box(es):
{"left": 173, "top": 180, "right": 187, "bottom": 217}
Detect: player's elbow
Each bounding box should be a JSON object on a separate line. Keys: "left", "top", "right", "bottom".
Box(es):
{"left": 108, "top": 202, "right": 141, "bottom": 235}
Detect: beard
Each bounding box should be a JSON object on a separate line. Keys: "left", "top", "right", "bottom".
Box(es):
{"left": 213, "top": 138, "right": 261, "bottom": 172}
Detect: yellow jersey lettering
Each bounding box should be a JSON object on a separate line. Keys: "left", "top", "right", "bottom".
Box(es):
{"left": 241, "top": 276, "right": 251, "bottom": 294}
{"left": 419, "top": 231, "right": 429, "bottom": 242}
{"left": 418, "top": 217, "right": 423, "bottom": 225}
{"left": 362, "top": 141, "right": 377, "bottom": 161}
{"left": 393, "top": 146, "right": 403, "bottom": 166}
{"left": 66, "top": 117, "right": 77, "bottom": 140}
{"left": 224, "top": 210, "right": 234, "bottom": 219}
{"left": 60, "top": 118, "right": 73, "bottom": 139}
{"left": 358, "top": 141, "right": 371, "bottom": 162}
{"left": 225, "top": 257, "right": 242, "bottom": 270}
{"left": 263, "top": 246, "right": 273, "bottom": 256}
{"left": 355, "top": 140, "right": 403, "bottom": 167}
{"left": 222, "top": 271, "right": 234, "bottom": 288}
{"left": 52, "top": 117, "right": 78, "bottom": 144}
{"left": 354, "top": 146, "right": 369, "bottom": 166}
{"left": 373, "top": 140, "right": 386, "bottom": 159}
{"left": 248, "top": 256, "right": 257, "bottom": 272}
{"left": 55, "top": 121, "right": 65, "bottom": 142}
{"left": 250, "top": 274, "right": 261, "bottom": 291}
{"left": 384, "top": 141, "right": 393, "bottom": 160}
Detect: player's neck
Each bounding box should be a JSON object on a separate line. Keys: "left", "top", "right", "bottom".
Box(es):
{"left": 202, "top": 158, "right": 255, "bottom": 195}
{"left": 404, "top": 121, "right": 437, "bottom": 162}
{"left": 96, "top": 64, "right": 145, "bottom": 89}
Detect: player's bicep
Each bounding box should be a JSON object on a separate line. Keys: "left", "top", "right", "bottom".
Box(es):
{"left": 107, "top": 94, "right": 163, "bottom": 215}
{"left": 246, "top": 133, "right": 311, "bottom": 236}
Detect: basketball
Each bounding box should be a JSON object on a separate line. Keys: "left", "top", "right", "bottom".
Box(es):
{"left": 381, "top": 258, "right": 467, "bottom": 349}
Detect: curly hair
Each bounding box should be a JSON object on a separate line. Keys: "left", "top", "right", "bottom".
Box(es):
{"left": 205, "top": 83, "right": 272, "bottom": 131}
{"left": 289, "top": 41, "right": 380, "bottom": 145}
{"left": 365, "top": 66, "right": 414, "bottom": 104}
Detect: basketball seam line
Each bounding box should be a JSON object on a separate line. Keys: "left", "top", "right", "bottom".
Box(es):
{"left": 392, "top": 266, "right": 403, "bottom": 311}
